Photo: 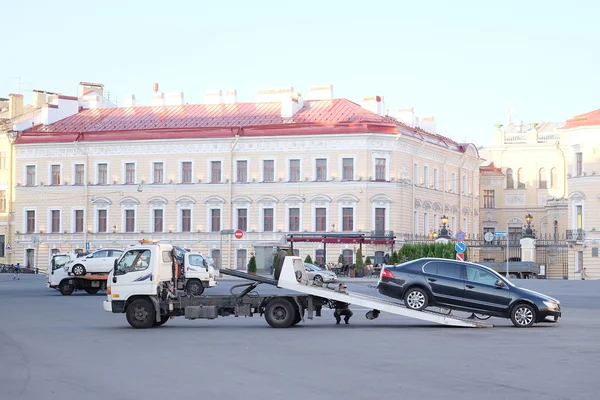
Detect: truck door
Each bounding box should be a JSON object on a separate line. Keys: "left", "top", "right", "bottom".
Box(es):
{"left": 112, "top": 249, "right": 156, "bottom": 298}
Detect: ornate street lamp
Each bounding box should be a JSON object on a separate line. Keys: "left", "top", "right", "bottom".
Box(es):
{"left": 439, "top": 215, "right": 451, "bottom": 239}
{"left": 524, "top": 213, "right": 534, "bottom": 238}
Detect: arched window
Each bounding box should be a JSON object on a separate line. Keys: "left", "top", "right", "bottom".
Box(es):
{"left": 517, "top": 168, "right": 525, "bottom": 189}
{"left": 539, "top": 168, "right": 547, "bottom": 189}
{"left": 506, "top": 168, "right": 514, "bottom": 189}
{"left": 550, "top": 167, "right": 557, "bottom": 188}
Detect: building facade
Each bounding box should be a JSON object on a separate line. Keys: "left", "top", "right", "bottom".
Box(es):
{"left": 12, "top": 85, "right": 480, "bottom": 271}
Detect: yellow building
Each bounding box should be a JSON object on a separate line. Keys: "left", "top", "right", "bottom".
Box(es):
{"left": 11, "top": 84, "right": 481, "bottom": 271}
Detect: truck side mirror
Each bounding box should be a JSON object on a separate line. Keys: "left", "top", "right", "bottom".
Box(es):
{"left": 112, "top": 259, "right": 118, "bottom": 283}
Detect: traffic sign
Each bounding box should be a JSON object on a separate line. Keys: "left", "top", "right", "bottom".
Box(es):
{"left": 5, "top": 242, "right": 11, "bottom": 250}
{"left": 494, "top": 231, "right": 507, "bottom": 237}
{"left": 234, "top": 229, "right": 244, "bottom": 240}
{"left": 456, "top": 252, "right": 464, "bottom": 261}
{"left": 484, "top": 232, "right": 494, "bottom": 242}
{"left": 455, "top": 242, "right": 466, "bottom": 253}
{"left": 455, "top": 230, "right": 465, "bottom": 241}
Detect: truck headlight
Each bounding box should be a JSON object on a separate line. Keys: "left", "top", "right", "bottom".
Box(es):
{"left": 543, "top": 301, "right": 558, "bottom": 310}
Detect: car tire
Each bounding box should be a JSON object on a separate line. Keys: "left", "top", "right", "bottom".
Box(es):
{"left": 59, "top": 281, "right": 74, "bottom": 296}
{"left": 84, "top": 287, "right": 100, "bottom": 295}
{"left": 403, "top": 287, "right": 429, "bottom": 311}
{"left": 154, "top": 315, "right": 169, "bottom": 327}
{"left": 186, "top": 279, "right": 204, "bottom": 296}
{"left": 510, "top": 303, "right": 536, "bottom": 328}
{"left": 314, "top": 275, "right": 324, "bottom": 284}
{"left": 72, "top": 264, "right": 86, "bottom": 276}
{"left": 126, "top": 299, "right": 155, "bottom": 329}
{"left": 264, "top": 298, "right": 296, "bottom": 328}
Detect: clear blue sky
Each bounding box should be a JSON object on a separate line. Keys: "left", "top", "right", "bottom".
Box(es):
{"left": 2, "top": 0, "right": 599, "bottom": 146}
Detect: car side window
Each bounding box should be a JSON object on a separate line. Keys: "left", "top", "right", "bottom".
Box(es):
{"left": 115, "top": 249, "right": 151, "bottom": 275}
{"left": 423, "top": 263, "right": 437, "bottom": 275}
{"left": 466, "top": 266, "right": 498, "bottom": 286}
{"left": 93, "top": 250, "right": 109, "bottom": 258}
{"left": 110, "top": 250, "right": 123, "bottom": 258}
{"left": 430, "top": 262, "right": 461, "bottom": 279}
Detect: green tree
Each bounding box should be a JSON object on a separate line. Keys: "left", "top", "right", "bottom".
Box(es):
{"left": 338, "top": 254, "right": 344, "bottom": 264}
{"left": 304, "top": 255, "right": 313, "bottom": 264}
{"left": 248, "top": 255, "right": 257, "bottom": 273}
{"left": 365, "top": 256, "right": 372, "bottom": 265}
{"left": 355, "top": 248, "right": 364, "bottom": 272}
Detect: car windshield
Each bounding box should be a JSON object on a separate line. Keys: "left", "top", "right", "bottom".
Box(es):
{"left": 305, "top": 263, "right": 322, "bottom": 271}
{"left": 52, "top": 255, "right": 71, "bottom": 270}
{"left": 188, "top": 255, "right": 206, "bottom": 267}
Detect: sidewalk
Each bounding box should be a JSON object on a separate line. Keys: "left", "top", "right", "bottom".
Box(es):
{"left": 216, "top": 272, "right": 379, "bottom": 284}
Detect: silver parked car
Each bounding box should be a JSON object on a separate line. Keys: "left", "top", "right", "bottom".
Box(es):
{"left": 304, "top": 263, "right": 337, "bottom": 284}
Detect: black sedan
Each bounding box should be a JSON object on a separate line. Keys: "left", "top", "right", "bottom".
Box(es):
{"left": 377, "top": 258, "right": 561, "bottom": 327}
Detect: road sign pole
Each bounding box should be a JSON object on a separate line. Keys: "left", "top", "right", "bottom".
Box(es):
{"left": 506, "top": 235, "right": 509, "bottom": 278}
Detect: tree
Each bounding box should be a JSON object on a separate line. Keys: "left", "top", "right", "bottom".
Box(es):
{"left": 355, "top": 248, "right": 364, "bottom": 273}
{"left": 338, "top": 254, "right": 344, "bottom": 264}
{"left": 304, "top": 255, "right": 313, "bottom": 264}
{"left": 248, "top": 255, "right": 257, "bottom": 274}
{"left": 365, "top": 256, "right": 372, "bottom": 265}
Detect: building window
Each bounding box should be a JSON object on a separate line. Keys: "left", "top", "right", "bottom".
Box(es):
{"left": 0, "top": 152, "right": 6, "bottom": 170}
{"left": 51, "top": 165, "right": 61, "bottom": 185}
{"left": 125, "top": 210, "right": 135, "bottom": 232}
{"left": 315, "top": 249, "right": 325, "bottom": 266}
{"left": 97, "top": 210, "right": 107, "bottom": 232}
{"left": 483, "top": 190, "right": 495, "bottom": 208}
{"left": 376, "top": 208, "right": 386, "bottom": 234}
{"left": 424, "top": 212, "right": 429, "bottom": 234}
{"left": 423, "top": 166, "right": 429, "bottom": 186}
{"left": 462, "top": 174, "right": 468, "bottom": 194}
{"left": 26, "top": 165, "right": 36, "bottom": 186}
{"left": 433, "top": 168, "right": 439, "bottom": 189}
{"left": 263, "top": 160, "right": 274, "bottom": 182}
{"left": 263, "top": 208, "right": 274, "bottom": 232}
{"left": 375, "top": 158, "right": 386, "bottom": 181}
{"left": 153, "top": 209, "right": 163, "bottom": 232}
{"left": 97, "top": 163, "right": 108, "bottom": 184}
{"left": 237, "top": 208, "right": 247, "bottom": 231}
{"left": 413, "top": 163, "right": 419, "bottom": 185}
{"left": 74, "top": 210, "right": 84, "bottom": 233}
{"left": 180, "top": 209, "right": 191, "bottom": 232}
{"left": 342, "top": 249, "right": 353, "bottom": 265}
{"left": 413, "top": 211, "right": 418, "bottom": 235}
{"left": 0, "top": 191, "right": 5, "bottom": 213}
{"left": 506, "top": 168, "right": 514, "bottom": 189}
{"left": 315, "top": 159, "right": 327, "bottom": 181}
{"left": 288, "top": 208, "right": 299, "bottom": 232}
{"left": 289, "top": 159, "right": 300, "bottom": 182}
{"left": 125, "top": 163, "right": 135, "bottom": 184}
{"left": 237, "top": 249, "right": 248, "bottom": 270}
{"left": 315, "top": 208, "right": 327, "bottom": 232}
{"left": 517, "top": 168, "right": 525, "bottom": 188}
{"left": 209, "top": 161, "right": 221, "bottom": 183}
{"left": 236, "top": 160, "right": 247, "bottom": 183}
{"left": 342, "top": 158, "right": 354, "bottom": 181}
{"left": 211, "top": 209, "right": 221, "bottom": 232}
{"left": 451, "top": 173, "right": 456, "bottom": 193}
{"left": 575, "top": 152, "right": 583, "bottom": 176}
{"left": 0, "top": 235, "right": 4, "bottom": 257}
{"left": 181, "top": 162, "right": 192, "bottom": 183}
{"left": 26, "top": 210, "right": 36, "bottom": 233}
{"left": 576, "top": 205, "right": 583, "bottom": 229}
{"left": 74, "top": 164, "right": 85, "bottom": 185}
{"left": 537, "top": 168, "right": 547, "bottom": 189}
{"left": 444, "top": 170, "right": 448, "bottom": 191}
{"left": 342, "top": 207, "right": 353, "bottom": 231}
{"left": 152, "top": 162, "right": 163, "bottom": 184}
{"left": 508, "top": 226, "right": 522, "bottom": 244}
{"left": 576, "top": 251, "right": 583, "bottom": 272}
{"left": 550, "top": 167, "right": 557, "bottom": 188}
{"left": 51, "top": 210, "right": 61, "bottom": 233}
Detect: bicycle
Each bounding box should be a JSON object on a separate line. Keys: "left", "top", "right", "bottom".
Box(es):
{"left": 436, "top": 307, "right": 491, "bottom": 320}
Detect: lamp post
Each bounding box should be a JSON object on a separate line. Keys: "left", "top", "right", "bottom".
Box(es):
{"left": 524, "top": 213, "right": 534, "bottom": 238}
{"left": 438, "top": 215, "right": 451, "bottom": 239}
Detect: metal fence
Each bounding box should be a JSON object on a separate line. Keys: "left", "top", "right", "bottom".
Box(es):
{"left": 536, "top": 236, "right": 569, "bottom": 279}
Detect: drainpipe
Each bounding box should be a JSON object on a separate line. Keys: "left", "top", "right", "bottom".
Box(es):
{"left": 228, "top": 128, "right": 241, "bottom": 268}
{"left": 555, "top": 141, "right": 567, "bottom": 199}
{"left": 6, "top": 131, "right": 16, "bottom": 263}
{"left": 459, "top": 154, "right": 467, "bottom": 232}
{"left": 75, "top": 133, "right": 88, "bottom": 248}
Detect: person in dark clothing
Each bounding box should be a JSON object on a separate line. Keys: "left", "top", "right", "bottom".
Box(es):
{"left": 333, "top": 283, "right": 353, "bottom": 324}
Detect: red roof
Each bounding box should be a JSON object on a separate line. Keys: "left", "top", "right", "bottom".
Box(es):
{"left": 16, "top": 98, "right": 463, "bottom": 151}
{"left": 479, "top": 162, "right": 504, "bottom": 176}
{"left": 563, "top": 108, "right": 600, "bottom": 129}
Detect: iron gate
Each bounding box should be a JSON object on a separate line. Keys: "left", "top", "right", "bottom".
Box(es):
{"left": 536, "top": 238, "right": 568, "bottom": 279}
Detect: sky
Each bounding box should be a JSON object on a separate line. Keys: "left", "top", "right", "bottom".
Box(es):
{"left": 1, "top": 0, "right": 599, "bottom": 146}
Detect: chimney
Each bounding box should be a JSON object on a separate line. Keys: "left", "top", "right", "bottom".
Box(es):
{"left": 123, "top": 94, "right": 136, "bottom": 107}
{"left": 78, "top": 82, "right": 104, "bottom": 97}
{"left": 255, "top": 87, "right": 293, "bottom": 103}
{"left": 362, "top": 95, "right": 384, "bottom": 116}
{"left": 418, "top": 116, "right": 437, "bottom": 133}
{"left": 8, "top": 94, "right": 24, "bottom": 119}
{"left": 223, "top": 89, "right": 237, "bottom": 104}
{"left": 32, "top": 90, "right": 48, "bottom": 109}
{"left": 151, "top": 83, "right": 164, "bottom": 106}
{"left": 204, "top": 89, "right": 222, "bottom": 104}
{"left": 396, "top": 107, "right": 416, "bottom": 127}
{"left": 308, "top": 85, "right": 334, "bottom": 100}
{"left": 281, "top": 92, "right": 304, "bottom": 118}
{"left": 166, "top": 92, "right": 184, "bottom": 106}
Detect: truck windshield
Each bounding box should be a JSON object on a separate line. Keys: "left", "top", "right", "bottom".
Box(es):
{"left": 52, "top": 255, "right": 71, "bottom": 271}
{"left": 115, "top": 249, "right": 151, "bottom": 275}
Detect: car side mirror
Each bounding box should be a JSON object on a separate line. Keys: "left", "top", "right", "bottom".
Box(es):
{"left": 495, "top": 280, "right": 505, "bottom": 288}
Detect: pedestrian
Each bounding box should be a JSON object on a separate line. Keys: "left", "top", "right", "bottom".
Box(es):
{"left": 581, "top": 267, "right": 588, "bottom": 280}
{"left": 13, "top": 263, "right": 21, "bottom": 280}
{"left": 333, "top": 283, "right": 353, "bottom": 324}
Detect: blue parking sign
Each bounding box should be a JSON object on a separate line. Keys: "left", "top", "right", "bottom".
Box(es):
{"left": 455, "top": 242, "right": 466, "bottom": 253}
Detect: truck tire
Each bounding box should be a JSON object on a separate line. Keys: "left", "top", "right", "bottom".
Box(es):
{"left": 154, "top": 315, "right": 169, "bottom": 327}
{"left": 85, "top": 287, "right": 100, "bottom": 294}
{"left": 59, "top": 281, "right": 74, "bottom": 296}
{"left": 72, "top": 264, "right": 86, "bottom": 276}
{"left": 265, "top": 298, "right": 296, "bottom": 328}
{"left": 126, "top": 299, "right": 155, "bottom": 329}
{"left": 272, "top": 250, "right": 288, "bottom": 280}
{"left": 292, "top": 306, "right": 303, "bottom": 326}
{"left": 186, "top": 279, "right": 204, "bottom": 296}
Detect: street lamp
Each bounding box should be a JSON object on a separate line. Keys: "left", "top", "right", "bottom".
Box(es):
{"left": 524, "top": 213, "right": 534, "bottom": 238}
{"left": 439, "top": 215, "right": 451, "bottom": 239}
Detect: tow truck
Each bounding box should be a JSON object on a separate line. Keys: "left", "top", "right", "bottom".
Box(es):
{"left": 47, "top": 252, "right": 109, "bottom": 295}
{"left": 103, "top": 242, "right": 492, "bottom": 329}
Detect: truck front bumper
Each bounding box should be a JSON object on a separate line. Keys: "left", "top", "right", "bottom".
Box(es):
{"left": 204, "top": 280, "right": 217, "bottom": 288}
{"left": 103, "top": 301, "right": 112, "bottom": 312}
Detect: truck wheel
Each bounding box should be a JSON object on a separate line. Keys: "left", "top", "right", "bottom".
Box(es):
{"left": 265, "top": 298, "right": 296, "bottom": 328}
{"left": 154, "top": 315, "right": 169, "bottom": 327}
{"left": 85, "top": 287, "right": 100, "bottom": 294}
{"left": 59, "top": 281, "right": 74, "bottom": 296}
{"left": 510, "top": 303, "right": 536, "bottom": 328}
{"left": 272, "top": 250, "right": 288, "bottom": 280}
{"left": 72, "top": 264, "right": 86, "bottom": 276}
{"left": 403, "top": 287, "right": 428, "bottom": 311}
{"left": 186, "top": 280, "right": 204, "bottom": 296}
{"left": 126, "top": 299, "right": 155, "bottom": 329}
{"left": 292, "top": 307, "right": 303, "bottom": 326}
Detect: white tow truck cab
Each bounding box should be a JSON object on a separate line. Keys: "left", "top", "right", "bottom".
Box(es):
{"left": 47, "top": 252, "right": 109, "bottom": 296}
{"left": 177, "top": 252, "right": 217, "bottom": 295}
{"left": 47, "top": 253, "right": 75, "bottom": 288}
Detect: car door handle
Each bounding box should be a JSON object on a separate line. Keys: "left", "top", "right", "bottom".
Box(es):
{"left": 427, "top": 278, "right": 437, "bottom": 282}
{"left": 466, "top": 284, "right": 475, "bottom": 289}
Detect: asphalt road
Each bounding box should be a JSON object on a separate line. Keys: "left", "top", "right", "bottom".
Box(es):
{"left": 1, "top": 274, "right": 599, "bottom": 400}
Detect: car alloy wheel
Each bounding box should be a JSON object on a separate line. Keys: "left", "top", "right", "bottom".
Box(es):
{"left": 406, "top": 290, "right": 426, "bottom": 309}
{"left": 514, "top": 306, "right": 534, "bottom": 326}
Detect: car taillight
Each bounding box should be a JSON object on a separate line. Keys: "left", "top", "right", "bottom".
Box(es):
{"left": 381, "top": 269, "right": 394, "bottom": 279}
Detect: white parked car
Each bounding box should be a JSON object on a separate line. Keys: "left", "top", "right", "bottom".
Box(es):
{"left": 304, "top": 263, "right": 337, "bottom": 284}
{"left": 66, "top": 248, "right": 124, "bottom": 276}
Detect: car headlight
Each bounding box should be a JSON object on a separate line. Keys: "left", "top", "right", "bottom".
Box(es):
{"left": 543, "top": 301, "right": 558, "bottom": 309}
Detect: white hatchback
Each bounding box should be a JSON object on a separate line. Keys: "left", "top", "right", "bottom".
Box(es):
{"left": 67, "top": 248, "right": 124, "bottom": 276}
